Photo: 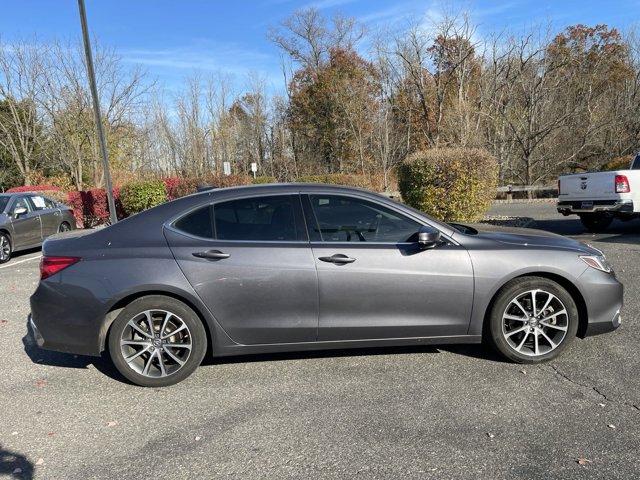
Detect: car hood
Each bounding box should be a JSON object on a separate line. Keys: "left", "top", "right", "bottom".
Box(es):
{"left": 457, "top": 224, "right": 598, "bottom": 254}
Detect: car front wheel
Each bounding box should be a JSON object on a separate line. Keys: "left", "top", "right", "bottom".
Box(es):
{"left": 108, "top": 295, "right": 207, "bottom": 387}
{"left": 487, "top": 277, "right": 578, "bottom": 363}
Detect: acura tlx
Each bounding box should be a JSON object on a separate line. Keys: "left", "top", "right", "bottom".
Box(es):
{"left": 29, "top": 184, "right": 622, "bottom": 387}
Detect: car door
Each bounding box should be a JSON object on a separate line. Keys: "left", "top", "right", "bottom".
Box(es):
{"left": 303, "top": 193, "right": 474, "bottom": 341}
{"left": 30, "top": 194, "right": 59, "bottom": 237}
{"left": 164, "top": 193, "right": 319, "bottom": 345}
{"left": 9, "top": 196, "right": 42, "bottom": 248}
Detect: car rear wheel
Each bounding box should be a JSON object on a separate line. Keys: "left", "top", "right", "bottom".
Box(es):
{"left": 579, "top": 213, "right": 613, "bottom": 233}
{"left": 487, "top": 277, "right": 578, "bottom": 363}
{"left": 58, "top": 222, "right": 71, "bottom": 233}
{"left": 0, "top": 232, "right": 11, "bottom": 264}
{"left": 108, "top": 295, "right": 207, "bottom": 387}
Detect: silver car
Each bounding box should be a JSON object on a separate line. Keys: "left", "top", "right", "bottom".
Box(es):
{"left": 0, "top": 192, "right": 76, "bottom": 263}
{"left": 29, "top": 184, "right": 622, "bottom": 387}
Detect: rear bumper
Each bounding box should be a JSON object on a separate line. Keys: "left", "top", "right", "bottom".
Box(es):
{"left": 557, "top": 199, "right": 634, "bottom": 215}
{"left": 29, "top": 281, "right": 105, "bottom": 357}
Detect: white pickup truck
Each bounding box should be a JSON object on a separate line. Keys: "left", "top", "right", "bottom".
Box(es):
{"left": 558, "top": 154, "right": 640, "bottom": 232}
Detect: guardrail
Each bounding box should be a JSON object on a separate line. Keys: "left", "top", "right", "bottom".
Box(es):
{"left": 497, "top": 185, "right": 557, "bottom": 200}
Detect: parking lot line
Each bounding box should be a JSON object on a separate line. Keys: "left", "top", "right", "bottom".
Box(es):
{"left": 0, "top": 254, "right": 42, "bottom": 270}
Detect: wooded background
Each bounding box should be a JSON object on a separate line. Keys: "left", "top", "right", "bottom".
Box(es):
{"left": 1, "top": 9, "right": 639, "bottom": 192}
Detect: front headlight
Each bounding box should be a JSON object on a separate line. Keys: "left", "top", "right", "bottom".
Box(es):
{"left": 580, "top": 255, "right": 613, "bottom": 273}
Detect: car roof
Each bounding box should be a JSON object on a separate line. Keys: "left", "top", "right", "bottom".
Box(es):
{"left": 190, "top": 182, "right": 380, "bottom": 198}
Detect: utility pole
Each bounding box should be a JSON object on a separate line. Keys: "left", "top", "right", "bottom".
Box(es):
{"left": 77, "top": 0, "right": 118, "bottom": 224}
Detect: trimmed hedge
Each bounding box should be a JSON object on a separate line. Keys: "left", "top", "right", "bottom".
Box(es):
{"left": 295, "top": 174, "right": 384, "bottom": 191}
{"left": 7, "top": 185, "right": 61, "bottom": 193}
{"left": 119, "top": 180, "right": 167, "bottom": 216}
{"left": 253, "top": 176, "right": 277, "bottom": 184}
{"left": 398, "top": 148, "right": 498, "bottom": 222}
{"left": 67, "top": 188, "right": 125, "bottom": 228}
{"left": 163, "top": 177, "right": 199, "bottom": 201}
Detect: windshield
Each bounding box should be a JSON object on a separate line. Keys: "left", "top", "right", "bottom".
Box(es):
{"left": 0, "top": 197, "right": 9, "bottom": 213}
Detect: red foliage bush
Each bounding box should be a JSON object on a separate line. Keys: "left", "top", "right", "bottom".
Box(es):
{"left": 67, "top": 188, "right": 124, "bottom": 228}
{"left": 163, "top": 177, "right": 199, "bottom": 200}
{"left": 7, "top": 185, "right": 61, "bottom": 193}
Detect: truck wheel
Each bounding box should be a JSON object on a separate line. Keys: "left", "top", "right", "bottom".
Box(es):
{"left": 579, "top": 214, "right": 613, "bottom": 233}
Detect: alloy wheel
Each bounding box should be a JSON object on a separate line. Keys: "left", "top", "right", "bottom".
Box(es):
{"left": 0, "top": 235, "right": 10, "bottom": 262}
{"left": 59, "top": 223, "right": 70, "bottom": 233}
{"left": 120, "top": 309, "right": 192, "bottom": 378}
{"left": 501, "top": 289, "right": 569, "bottom": 357}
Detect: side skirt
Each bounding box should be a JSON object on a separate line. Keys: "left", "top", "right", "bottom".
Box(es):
{"left": 212, "top": 335, "right": 482, "bottom": 357}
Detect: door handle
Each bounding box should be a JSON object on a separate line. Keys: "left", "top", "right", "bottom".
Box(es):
{"left": 192, "top": 249, "right": 230, "bottom": 260}
{"left": 318, "top": 254, "right": 356, "bottom": 264}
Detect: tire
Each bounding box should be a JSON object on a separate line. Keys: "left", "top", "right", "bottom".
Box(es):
{"left": 108, "top": 295, "right": 207, "bottom": 387}
{"left": 487, "top": 276, "right": 578, "bottom": 363}
{"left": 579, "top": 213, "right": 613, "bottom": 233}
{"left": 58, "top": 222, "right": 71, "bottom": 233}
{"left": 0, "top": 232, "right": 12, "bottom": 264}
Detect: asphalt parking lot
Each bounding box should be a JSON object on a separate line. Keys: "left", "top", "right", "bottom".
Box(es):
{"left": 1, "top": 202, "right": 639, "bottom": 480}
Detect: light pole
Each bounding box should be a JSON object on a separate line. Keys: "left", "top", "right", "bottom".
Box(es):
{"left": 77, "top": 0, "right": 118, "bottom": 224}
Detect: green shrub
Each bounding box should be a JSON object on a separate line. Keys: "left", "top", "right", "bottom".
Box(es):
{"left": 120, "top": 180, "right": 167, "bottom": 215}
{"left": 253, "top": 176, "right": 277, "bottom": 184}
{"left": 295, "top": 173, "right": 384, "bottom": 191}
{"left": 398, "top": 148, "right": 498, "bottom": 222}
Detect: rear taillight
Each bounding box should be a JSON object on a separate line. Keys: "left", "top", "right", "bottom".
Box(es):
{"left": 615, "top": 175, "right": 630, "bottom": 193}
{"left": 40, "top": 256, "right": 80, "bottom": 280}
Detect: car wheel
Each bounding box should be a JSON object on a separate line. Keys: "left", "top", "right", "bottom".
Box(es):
{"left": 579, "top": 213, "right": 613, "bottom": 233}
{"left": 108, "top": 295, "right": 207, "bottom": 387}
{"left": 58, "top": 222, "right": 71, "bottom": 233}
{"left": 0, "top": 232, "right": 12, "bottom": 264}
{"left": 487, "top": 277, "right": 578, "bottom": 363}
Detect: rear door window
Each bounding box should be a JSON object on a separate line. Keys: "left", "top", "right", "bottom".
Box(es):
{"left": 30, "top": 195, "right": 47, "bottom": 211}
{"left": 213, "top": 195, "right": 299, "bottom": 241}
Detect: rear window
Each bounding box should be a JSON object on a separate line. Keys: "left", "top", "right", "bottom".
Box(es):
{"left": 174, "top": 206, "right": 213, "bottom": 238}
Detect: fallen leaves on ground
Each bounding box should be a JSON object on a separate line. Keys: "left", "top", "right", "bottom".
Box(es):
{"left": 106, "top": 421, "right": 118, "bottom": 427}
{"left": 576, "top": 458, "right": 592, "bottom": 466}
{"left": 35, "top": 379, "right": 47, "bottom": 388}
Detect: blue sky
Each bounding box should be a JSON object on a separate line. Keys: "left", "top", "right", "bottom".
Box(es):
{"left": 1, "top": 0, "right": 639, "bottom": 94}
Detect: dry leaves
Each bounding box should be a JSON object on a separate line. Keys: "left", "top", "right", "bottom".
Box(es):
{"left": 35, "top": 379, "right": 47, "bottom": 388}
{"left": 35, "top": 458, "right": 44, "bottom": 466}
{"left": 576, "top": 458, "right": 592, "bottom": 466}
{"left": 106, "top": 421, "right": 118, "bottom": 427}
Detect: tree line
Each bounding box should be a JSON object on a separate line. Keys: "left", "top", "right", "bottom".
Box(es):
{"left": 1, "top": 9, "right": 640, "bottom": 192}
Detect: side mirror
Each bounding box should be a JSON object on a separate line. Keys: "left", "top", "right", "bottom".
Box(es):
{"left": 13, "top": 206, "right": 28, "bottom": 218}
{"left": 417, "top": 226, "right": 441, "bottom": 249}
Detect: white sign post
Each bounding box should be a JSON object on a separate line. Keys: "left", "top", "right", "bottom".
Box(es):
{"left": 250, "top": 162, "right": 257, "bottom": 179}
{"left": 223, "top": 161, "right": 231, "bottom": 176}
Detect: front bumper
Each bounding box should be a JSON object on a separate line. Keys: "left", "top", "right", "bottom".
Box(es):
{"left": 579, "top": 266, "right": 624, "bottom": 337}
{"left": 557, "top": 199, "right": 634, "bottom": 215}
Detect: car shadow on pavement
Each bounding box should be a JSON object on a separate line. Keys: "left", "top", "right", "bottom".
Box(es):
{"left": 205, "top": 342, "right": 507, "bottom": 367}
{"left": 22, "top": 330, "right": 128, "bottom": 384}
{"left": 0, "top": 446, "right": 34, "bottom": 479}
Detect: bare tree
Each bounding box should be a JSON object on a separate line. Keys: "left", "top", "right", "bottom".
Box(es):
{"left": 0, "top": 39, "right": 47, "bottom": 184}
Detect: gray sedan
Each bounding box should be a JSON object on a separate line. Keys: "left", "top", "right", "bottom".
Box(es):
{"left": 29, "top": 184, "right": 622, "bottom": 387}
{"left": 0, "top": 192, "right": 76, "bottom": 263}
